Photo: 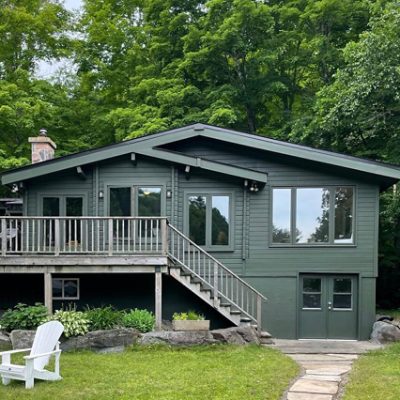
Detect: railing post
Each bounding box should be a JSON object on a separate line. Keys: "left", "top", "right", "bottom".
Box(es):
{"left": 213, "top": 261, "right": 219, "bottom": 307}
{"left": 108, "top": 218, "right": 113, "bottom": 256}
{"left": 161, "top": 218, "right": 168, "bottom": 255}
{"left": 256, "top": 294, "right": 262, "bottom": 332}
{"left": 54, "top": 219, "right": 60, "bottom": 256}
{"left": 1, "top": 219, "right": 6, "bottom": 256}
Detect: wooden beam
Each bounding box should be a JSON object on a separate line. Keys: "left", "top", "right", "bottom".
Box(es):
{"left": 155, "top": 270, "right": 162, "bottom": 330}
{"left": 0, "top": 265, "right": 169, "bottom": 274}
{"left": 0, "top": 255, "right": 169, "bottom": 266}
{"left": 130, "top": 153, "right": 137, "bottom": 166}
{"left": 76, "top": 166, "right": 86, "bottom": 180}
{"left": 44, "top": 272, "right": 53, "bottom": 314}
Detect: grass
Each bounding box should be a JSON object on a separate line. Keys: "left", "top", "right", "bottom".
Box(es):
{"left": 377, "top": 309, "right": 400, "bottom": 321}
{"left": 0, "top": 345, "right": 298, "bottom": 400}
{"left": 343, "top": 343, "right": 400, "bottom": 400}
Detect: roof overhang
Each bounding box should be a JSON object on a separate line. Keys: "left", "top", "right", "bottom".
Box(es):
{"left": 1, "top": 123, "right": 399, "bottom": 188}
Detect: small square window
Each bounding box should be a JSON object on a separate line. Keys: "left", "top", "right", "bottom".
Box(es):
{"left": 52, "top": 278, "right": 79, "bottom": 300}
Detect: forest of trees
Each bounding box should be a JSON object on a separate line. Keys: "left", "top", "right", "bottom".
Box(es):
{"left": 0, "top": 0, "right": 399, "bottom": 306}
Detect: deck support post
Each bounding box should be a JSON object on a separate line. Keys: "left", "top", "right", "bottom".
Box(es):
{"left": 256, "top": 295, "right": 262, "bottom": 332}
{"left": 44, "top": 272, "right": 53, "bottom": 315}
{"left": 155, "top": 268, "right": 162, "bottom": 330}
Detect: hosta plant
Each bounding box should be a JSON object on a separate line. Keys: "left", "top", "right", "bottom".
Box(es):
{"left": 49, "top": 309, "right": 90, "bottom": 337}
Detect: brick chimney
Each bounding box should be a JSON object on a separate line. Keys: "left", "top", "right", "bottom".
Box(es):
{"left": 28, "top": 129, "right": 56, "bottom": 164}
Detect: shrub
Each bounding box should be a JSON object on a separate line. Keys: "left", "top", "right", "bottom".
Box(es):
{"left": 172, "top": 311, "right": 205, "bottom": 321}
{"left": 85, "top": 306, "right": 123, "bottom": 331}
{"left": 122, "top": 309, "right": 155, "bottom": 333}
{"left": 49, "top": 308, "right": 90, "bottom": 337}
{"left": 0, "top": 303, "right": 48, "bottom": 331}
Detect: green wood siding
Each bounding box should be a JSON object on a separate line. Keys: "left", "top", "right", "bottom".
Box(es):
{"left": 20, "top": 136, "right": 379, "bottom": 338}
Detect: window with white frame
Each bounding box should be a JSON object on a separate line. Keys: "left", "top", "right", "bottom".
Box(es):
{"left": 52, "top": 278, "right": 80, "bottom": 300}
{"left": 272, "top": 186, "right": 354, "bottom": 245}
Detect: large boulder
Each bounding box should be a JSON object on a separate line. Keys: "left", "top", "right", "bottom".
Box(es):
{"left": 211, "top": 326, "right": 260, "bottom": 345}
{"left": 371, "top": 321, "right": 400, "bottom": 344}
{"left": 139, "top": 330, "right": 217, "bottom": 346}
{"left": 10, "top": 330, "right": 36, "bottom": 349}
{"left": 0, "top": 331, "right": 11, "bottom": 349}
{"left": 61, "top": 328, "right": 141, "bottom": 352}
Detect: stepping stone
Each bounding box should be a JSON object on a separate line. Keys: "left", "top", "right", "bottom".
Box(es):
{"left": 290, "top": 354, "right": 355, "bottom": 362}
{"left": 287, "top": 393, "right": 333, "bottom": 400}
{"left": 302, "top": 362, "right": 353, "bottom": 369}
{"left": 302, "top": 374, "right": 341, "bottom": 382}
{"left": 305, "top": 366, "right": 351, "bottom": 375}
{"left": 326, "top": 354, "right": 358, "bottom": 360}
{"left": 290, "top": 378, "right": 339, "bottom": 395}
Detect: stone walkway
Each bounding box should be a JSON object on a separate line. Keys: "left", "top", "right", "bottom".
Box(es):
{"left": 272, "top": 340, "right": 382, "bottom": 400}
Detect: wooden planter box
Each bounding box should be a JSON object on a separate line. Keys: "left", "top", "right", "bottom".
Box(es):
{"left": 172, "top": 320, "right": 210, "bottom": 331}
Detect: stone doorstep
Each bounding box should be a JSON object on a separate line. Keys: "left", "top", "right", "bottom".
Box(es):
{"left": 290, "top": 379, "right": 339, "bottom": 395}
{"left": 287, "top": 393, "right": 333, "bottom": 400}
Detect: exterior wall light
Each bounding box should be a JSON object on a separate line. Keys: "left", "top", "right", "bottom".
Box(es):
{"left": 166, "top": 189, "right": 172, "bottom": 198}
{"left": 249, "top": 182, "right": 259, "bottom": 192}
{"left": 98, "top": 190, "right": 104, "bottom": 199}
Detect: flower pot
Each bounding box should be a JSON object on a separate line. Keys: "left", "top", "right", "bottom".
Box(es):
{"left": 172, "top": 320, "right": 210, "bottom": 331}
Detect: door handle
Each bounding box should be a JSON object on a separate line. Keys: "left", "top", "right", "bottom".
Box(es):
{"left": 328, "top": 301, "right": 332, "bottom": 311}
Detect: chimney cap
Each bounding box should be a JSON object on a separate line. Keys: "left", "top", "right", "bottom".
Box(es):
{"left": 39, "top": 128, "right": 47, "bottom": 137}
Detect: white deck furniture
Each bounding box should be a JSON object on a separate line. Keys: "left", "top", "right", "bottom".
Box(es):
{"left": 0, "top": 321, "right": 64, "bottom": 389}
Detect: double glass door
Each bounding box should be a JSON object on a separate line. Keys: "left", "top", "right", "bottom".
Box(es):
{"left": 109, "top": 187, "right": 161, "bottom": 217}
{"left": 299, "top": 274, "right": 358, "bottom": 339}
{"left": 109, "top": 186, "right": 162, "bottom": 240}
{"left": 42, "top": 196, "right": 84, "bottom": 247}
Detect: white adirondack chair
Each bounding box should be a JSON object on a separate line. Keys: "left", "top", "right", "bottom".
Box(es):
{"left": 0, "top": 321, "right": 64, "bottom": 389}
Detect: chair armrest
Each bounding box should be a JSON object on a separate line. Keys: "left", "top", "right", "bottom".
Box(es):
{"left": 24, "top": 349, "right": 61, "bottom": 360}
{"left": 0, "top": 348, "right": 31, "bottom": 356}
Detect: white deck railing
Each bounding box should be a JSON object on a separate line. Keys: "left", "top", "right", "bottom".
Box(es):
{"left": 0, "top": 217, "right": 168, "bottom": 256}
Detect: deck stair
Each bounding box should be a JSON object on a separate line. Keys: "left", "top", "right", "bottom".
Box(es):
{"left": 167, "top": 224, "right": 266, "bottom": 329}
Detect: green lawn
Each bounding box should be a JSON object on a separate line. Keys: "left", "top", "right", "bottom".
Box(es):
{"left": 0, "top": 345, "right": 298, "bottom": 400}
{"left": 343, "top": 343, "right": 400, "bottom": 400}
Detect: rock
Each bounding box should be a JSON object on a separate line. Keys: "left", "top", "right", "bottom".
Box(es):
{"left": 211, "top": 326, "right": 260, "bottom": 345}
{"left": 10, "top": 330, "right": 36, "bottom": 349}
{"left": 61, "top": 328, "right": 141, "bottom": 352}
{"left": 139, "top": 330, "right": 217, "bottom": 346}
{"left": 371, "top": 321, "right": 400, "bottom": 343}
{"left": 96, "top": 345, "right": 125, "bottom": 354}
{"left": 0, "top": 331, "right": 11, "bottom": 349}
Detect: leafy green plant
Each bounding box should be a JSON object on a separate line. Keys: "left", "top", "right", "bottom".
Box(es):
{"left": 84, "top": 306, "right": 123, "bottom": 331}
{"left": 49, "top": 308, "right": 90, "bottom": 338}
{"left": 122, "top": 309, "right": 155, "bottom": 333}
{"left": 0, "top": 303, "right": 48, "bottom": 331}
{"left": 172, "top": 311, "right": 205, "bottom": 321}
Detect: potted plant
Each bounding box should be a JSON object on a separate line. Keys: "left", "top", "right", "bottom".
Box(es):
{"left": 172, "top": 311, "right": 210, "bottom": 331}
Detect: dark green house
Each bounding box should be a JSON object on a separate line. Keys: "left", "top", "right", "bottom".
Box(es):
{"left": 1, "top": 124, "right": 400, "bottom": 339}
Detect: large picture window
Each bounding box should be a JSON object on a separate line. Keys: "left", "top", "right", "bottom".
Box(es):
{"left": 188, "top": 193, "right": 231, "bottom": 249}
{"left": 272, "top": 186, "right": 354, "bottom": 245}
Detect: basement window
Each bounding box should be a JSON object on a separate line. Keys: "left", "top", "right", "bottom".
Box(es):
{"left": 272, "top": 186, "right": 354, "bottom": 246}
{"left": 52, "top": 278, "right": 80, "bottom": 300}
